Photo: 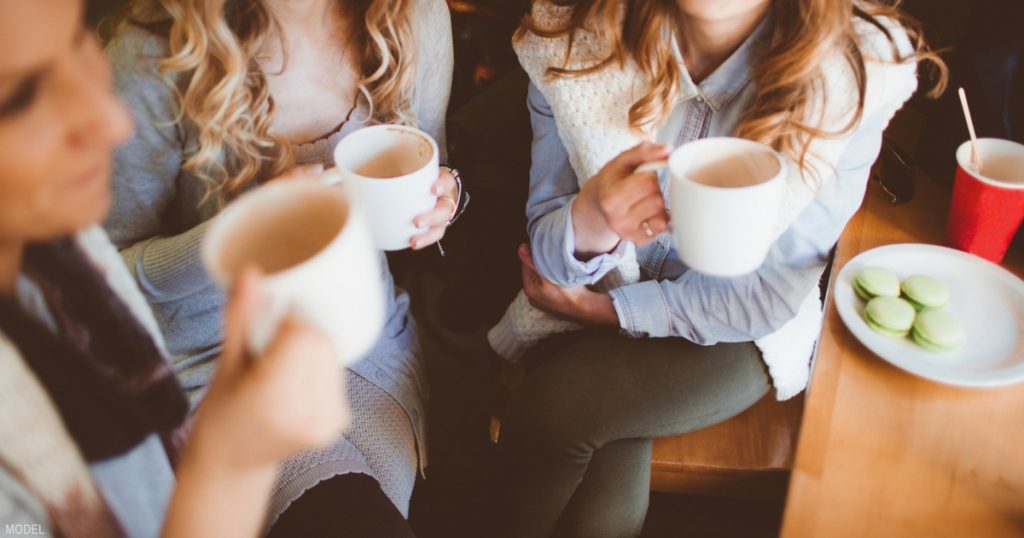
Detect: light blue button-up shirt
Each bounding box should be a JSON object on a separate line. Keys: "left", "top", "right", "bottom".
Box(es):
{"left": 525, "top": 19, "right": 894, "bottom": 345}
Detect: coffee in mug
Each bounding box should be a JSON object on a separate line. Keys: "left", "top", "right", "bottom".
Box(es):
{"left": 202, "top": 181, "right": 385, "bottom": 362}
{"left": 323, "top": 125, "right": 439, "bottom": 251}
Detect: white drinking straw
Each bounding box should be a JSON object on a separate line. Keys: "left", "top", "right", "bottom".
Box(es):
{"left": 957, "top": 87, "right": 984, "bottom": 173}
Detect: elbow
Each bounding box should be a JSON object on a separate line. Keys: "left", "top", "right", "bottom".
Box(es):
{"left": 530, "top": 252, "right": 579, "bottom": 288}
{"left": 525, "top": 228, "right": 576, "bottom": 288}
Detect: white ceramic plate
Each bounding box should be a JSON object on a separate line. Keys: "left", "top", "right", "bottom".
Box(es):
{"left": 835, "top": 243, "right": 1024, "bottom": 387}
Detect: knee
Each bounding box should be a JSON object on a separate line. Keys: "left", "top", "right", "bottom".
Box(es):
{"left": 500, "top": 378, "right": 602, "bottom": 457}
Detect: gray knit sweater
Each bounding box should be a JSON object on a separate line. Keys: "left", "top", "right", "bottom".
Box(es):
{"left": 103, "top": 0, "right": 453, "bottom": 471}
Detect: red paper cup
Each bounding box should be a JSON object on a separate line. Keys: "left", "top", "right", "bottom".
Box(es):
{"left": 946, "top": 138, "right": 1024, "bottom": 263}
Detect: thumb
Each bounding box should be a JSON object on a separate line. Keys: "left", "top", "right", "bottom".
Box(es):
{"left": 607, "top": 141, "right": 671, "bottom": 176}
{"left": 221, "top": 266, "right": 265, "bottom": 377}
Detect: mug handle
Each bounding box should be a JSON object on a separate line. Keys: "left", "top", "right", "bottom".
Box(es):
{"left": 635, "top": 160, "right": 669, "bottom": 174}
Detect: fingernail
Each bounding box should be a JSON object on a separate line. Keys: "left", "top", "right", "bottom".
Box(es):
{"left": 304, "top": 163, "right": 324, "bottom": 174}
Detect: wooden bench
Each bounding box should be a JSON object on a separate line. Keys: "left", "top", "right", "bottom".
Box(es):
{"left": 650, "top": 393, "right": 804, "bottom": 501}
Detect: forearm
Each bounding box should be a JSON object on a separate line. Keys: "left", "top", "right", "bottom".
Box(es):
{"left": 162, "top": 445, "right": 276, "bottom": 538}
{"left": 578, "top": 290, "right": 619, "bottom": 327}
{"left": 609, "top": 242, "right": 827, "bottom": 344}
{"left": 118, "top": 220, "right": 213, "bottom": 303}
{"left": 529, "top": 201, "right": 632, "bottom": 288}
{"left": 569, "top": 189, "right": 620, "bottom": 258}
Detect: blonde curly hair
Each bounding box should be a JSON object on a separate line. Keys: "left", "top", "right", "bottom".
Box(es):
{"left": 123, "top": 0, "right": 417, "bottom": 198}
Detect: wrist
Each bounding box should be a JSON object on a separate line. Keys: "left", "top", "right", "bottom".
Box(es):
{"left": 576, "top": 290, "right": 620, "bottom": 327}
{"left": 571, "top": 194, "right": 620, "bottom": 259}
{"left": 184, "top": 408, "right": 275, "bottom": 476}
{"left": 177, "top": 429, "right": 278, "bottom": 501}
{"left": 179, "top": 447, "right": 277, "bottom": 487}
{"left": 166, "top": 438, "right": 277, "bottom": 538}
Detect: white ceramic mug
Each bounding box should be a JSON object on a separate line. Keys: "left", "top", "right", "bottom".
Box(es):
{"left": 202, "top": 181, "right": 385, "bottom": 363}
{"left": 638, "top": 137, "right": 787, "bottom": 276}
{"left": 323, "top": 124, "right": 439, "bottom": 251}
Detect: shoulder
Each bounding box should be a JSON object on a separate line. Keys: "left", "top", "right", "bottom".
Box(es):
{"left": 854, "top": 14, "right": 915, "bottom": 64}
{"left": 405, "top": 0, "right": 453, "bottom": 139}
{"left": 520, "top": 0, "right": 575, "bottom": 34}
{"left": 513, "top": 1, "right": 621, "bottom": 86}
{"left": 410, "top": 0, "right": 450, "bottom": 23}
{"left": 105, "top": 24, "right": 170, "bottom": 76}
{"left": 105, "top": 24, "right": 180, "bottom": 109}
{"left": 853, "top": 15, "right": 919, "bottom": 115}
{"left": 814, "top": 14, "right": 918, "bottom": 130}
{"left": 105, "top": 24, "right": 183, "bottom": 143}
{"left": 409, "top": 0, "right": 452, "bottom": 48}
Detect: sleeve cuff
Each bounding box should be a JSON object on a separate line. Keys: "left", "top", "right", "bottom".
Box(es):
{"left": 560, "top": 201, "right": 634, "bottom": 282}
{"left": 608, "top": 280, "right": 673, "bottom": 338}
{"left": 136, "top": 220, "right": 213, "bottom": 300}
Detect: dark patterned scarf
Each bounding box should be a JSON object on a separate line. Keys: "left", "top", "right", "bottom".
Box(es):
{"left": 0, "top": 237, "right": 189, "bottom": 464}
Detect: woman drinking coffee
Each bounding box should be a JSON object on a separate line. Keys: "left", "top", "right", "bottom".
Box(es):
{"left": 489, "top": 0, "right": 946, "bottom": 535}
{"left": 104, "top": 0, "right": 458, "bottom": 533}
{"left": 0, "top": 0, "right": 346, "bottom": 535}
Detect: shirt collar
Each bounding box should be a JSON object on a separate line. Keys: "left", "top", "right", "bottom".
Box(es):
{"left": 671, "top": 15, "right": 772, "bottom": 112}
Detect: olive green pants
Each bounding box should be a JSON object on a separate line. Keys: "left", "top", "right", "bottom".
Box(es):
{"left": 494, "top": 330, "right": 771, "bottom": 538}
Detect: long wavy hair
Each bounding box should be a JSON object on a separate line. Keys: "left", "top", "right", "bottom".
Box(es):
{"left": 122, "top": 0, "right": 416, "bottom": 198}
{"left": 515, "top": 0, "right": 948, "bottom": 180}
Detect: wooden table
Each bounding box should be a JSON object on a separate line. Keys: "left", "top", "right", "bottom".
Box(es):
{"left": 781, "top": 174, "right": 1024, "bottom": 537}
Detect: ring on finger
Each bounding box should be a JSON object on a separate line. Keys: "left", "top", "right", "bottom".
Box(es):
{"left": 438, "top": 196, "right": 458, "bottom": 224}
{"left": 641, "top": 220, "right": 654, "bottom": 238}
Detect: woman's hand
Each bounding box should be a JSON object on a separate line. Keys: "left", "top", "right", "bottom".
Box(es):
{"left": 518, "top": 244, "right": 618, "bottom": 327}
{"left": 164, "top": 268, "right": 345, "bottom": 538}
{"left": 411, "top": 167, "right": 459, "bottom": 250}
{"left": 572, "top": 142, "right": 672, "bottom": 259}
{"left": 189, "top": 268, "right": 346, "bottom": 470}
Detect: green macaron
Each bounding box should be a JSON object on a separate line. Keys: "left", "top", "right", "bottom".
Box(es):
{"left": 900, "top": 274, "right": 950, "bottom": 311}
{"left": 853, "top": 266, "right": 901, "bottom": 301}
{"left": 863, "top": 296, "right": 916, "bottom": 338}
{"left": 911, "top": 309, "right": 965, "bottom": 352}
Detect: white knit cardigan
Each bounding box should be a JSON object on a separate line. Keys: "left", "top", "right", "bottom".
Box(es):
{"left": 0, "top": 227, "right": 167, "bottom": 534}
{"left": 506, "top": 1, "right": 918, "bottom": 400}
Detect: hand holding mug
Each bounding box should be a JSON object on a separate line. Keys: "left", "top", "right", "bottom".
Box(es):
{"left": 202, "top": 180, "right": 386, "bottom": 363}
{"left": 410, "top": 167, "right": 459, "bottom": 250}
{"left": 572, "top": 142, "right": 673, "bottom": 258}
{"left": 189, "top": 268, "right": 346, "bottom": 471}
{"left": 326, "top": 125, "right": 446, "bottom": 251}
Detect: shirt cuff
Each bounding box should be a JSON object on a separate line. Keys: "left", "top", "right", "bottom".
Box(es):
{"left": 560, "top": 201, "right": 634, "bottom": 283}
{"left": 608, "top": 280, "right": 673, "bottom": 338}
{"left": 136, "top": 219, "right": 213, "bottom": 300}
